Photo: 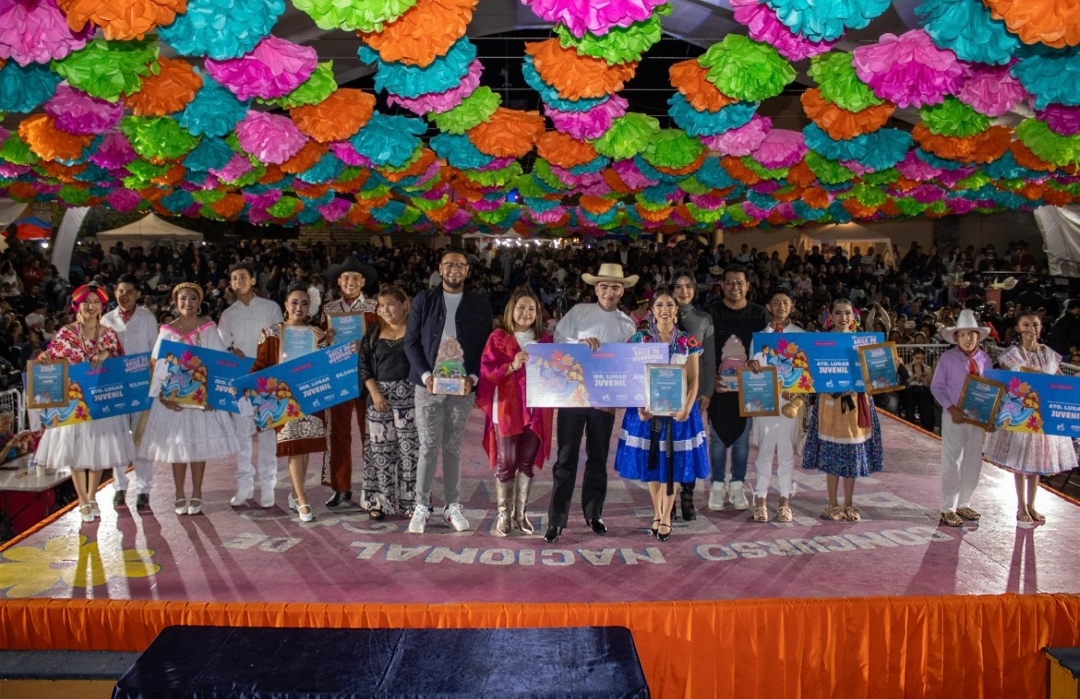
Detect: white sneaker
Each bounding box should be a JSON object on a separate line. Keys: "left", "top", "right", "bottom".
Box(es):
{"left": 707, "top": 484, "right": 727, "bottom": 511}
{"left": 443, "top": 503, "right": 470, "bottom": 532}
{"left": 729, "top": 481, "right": 749, "bottom": 510}
{"left": 230, "top": 484, "right": 254, "bottom": 507}
{"left": 259, "top": 488, "right": 275, "bottom": 508}
{"left": 408, "top": 504, "right": 431, "bottom": 534}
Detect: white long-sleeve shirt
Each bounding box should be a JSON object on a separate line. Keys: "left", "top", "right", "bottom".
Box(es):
{"left": 554, "top": 303, "right": 636, "bottom": 344}
{"left": 217, "top": 296, "right": 283, "bottom": 359}
{"left": 101, "top": 306, "right": 159, "bottom": 355}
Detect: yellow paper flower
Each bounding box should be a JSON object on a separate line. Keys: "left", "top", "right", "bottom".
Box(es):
{"left": 0, "top": 535, "right": 160, "bottom": 598}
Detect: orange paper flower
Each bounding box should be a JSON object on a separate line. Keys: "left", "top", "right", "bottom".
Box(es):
{"left": 984, "top": 0, "right": 1080, "bottom": 48}
{"left": 669, "top": 59, "right": 736, "bottom": 112}
{"left": 787, "top": 160, "right": 816, "bottom": 188}
{"left": 536, "top": 131, "right": 599, "bottom": 169}
{"left": 291, "top": 89, "right": 376, "bottom": 143}
{"left": 126, "top": 58, "right": 202, "bottom": 116}
{"left": 1042, "top": 187, "right": 1075, "bottom": 206}
{"left": 294, "top": 183, "right": 329, "bottom": 199}
{"left": 721, "top": 156, "right": 761, "bottom": 185}
{"left": 345, "top": 203, "right": 371, "bottom": 225}
{"left": 331, "top": 170, "right": 370, "bottom": 192}
{"left": 801, "top": 87, "right": 895, "bottom": 141}
{"left": 1009, "top": 140, "right": 1057, "bottom": 172}
{"left": 211, "top": 192, "right": 245, "bottom": 218}
{"left": 259, "top": 164, "right": 285, "bottom": 185}
{"left": 425, "top": 201, "right": 459, "bottom": 222}
{"left": 38, "top": 160, "right": 87, "bottom": 182}
{"left": 280, "top": 140, "right": 328, "bottom": 174}
{"left": 635, "top": 202, "right": 672, "bottom": 222}
{"left": 842, "top": 197, "right": 878, "bottom": 218}
{"left": 802, "top": 186, "right": 830, "bottom": 209}
{"left": 579, "top": 194, "right": 616, "bottom": 214}
{"left": 18, "top": 114, "right": 93, "bottom": 162}
{"left": 526, "top": 39, "right": 637, "bottom": 100}
{"left": 358, "top": 0, "right": 478, "bottom": 67}
{"left": 912, "top": 123, "right": 1011, "bottom": 164}
{"left": 603, "top": 168, "right": 636, "bottom": 194}
{"left": 58, "top": 0, "right": 187, "bottom": 40}
{"left": 383, "top": 147, "right": 437, "bottom": 183}
{"left": 654, "top": 151, "right": 706, "bottom": 177}
{"left": 467, "top": 108, "right": 545, "bottom": 159}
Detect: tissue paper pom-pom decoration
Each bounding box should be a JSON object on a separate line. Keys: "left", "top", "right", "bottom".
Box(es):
{"left": 183, "top": 135, "right": 235, "bottom": 171}
{"left": 763, "top": 0, "right": 890, "bottom": 42}
{"left": 730, "top": 0, "right": 835, "bottom": 61}
{"left": 120, "top": 115, "right": 199, "bottom": 160}
{"left": 280, "top": 140, "right": 328, "bottom": 174}
{"left": 669, "top": 59, "right": 736, "bottom": 112}
{"left": 358, "top": 0, "right": 477, "bottom": 67}
{"left": 126, "top": 57, "right": 202, "bottom": 116}
{"left": 57, "top": 0, "right": 186, "bottom": 40}
{"left": 0, "top": 0, "right": 93, "bottom": 65}
{"left": 1014, "top": 119, "right": 1080, "bottom": 166}
{"left": 430, "top": 86, "right": 500, "bottom": 134}
{"left": 359, "top": 37, "right": 475, "bottom": 99}
{"left": 807, "top": 51, "right": 883, "bottom": 113}
{"left": 177, "top": 74, "right": 250, "bottom": 137}
{"left": 0, "top": 59, "right": 60, "bottom": 112}
{"left": 431, "top": 132, "right": 492, "bottom": 168}
{"left": 852, "top": 30, "right": 966, "bottom": 108}
{"left": 291, "top": 88, "right": 375, "bottom": 142}
{"left": 956, "top": 64, "right": 1027, "bottom": 117}
{"left": 158, "top": 0, "right": 284, "bottom": 60}
{"left": 916, "top": 0, "right": 1022, "bottom": 65}
{"left": 350, "top": 112, "right": 426, "bottom": 168}
{"left": 554, "top": 7, "right": 667, "bottom": 64}
{"left": 800, "top": 87, "right": 894, "bottom": 140}
{"left": 263, "top": 61, "right": 336, "bottom": 109}
{"left": 525, "top": 39, "right": 638, "bottom": 101}
{"left": 752, "top": 128, "right": 806, "bottom": 169}
{"left": 1011, "top": 48, "right": 1080, "bottom": 109}
{"left": 521, "top": 0, "right": 668, "bottom": 39}
{"left": 295, "top": 0, "right": 415, "bottom": 32}
{"left": 641, "top": 129, "right": 705, "bottom": 170}
{"left": 205, "top": 36, "right": 317, "bottom": 101}
{"left": 521, "top": 56, "right": 610, "bottom": 112}
{"left": 1037, "top": 104, "right": 1080, "bottom": 136}
{"left": 88, "top": 130, "right": 136, "bottom": 169}
{"left": 467, "top": 108, "right": 545, "bottom": 158}
{"left": 106, "top": 188, "right": 143, "bottom": 211}
{"left": 387, "top": 60, "right": 481, "bottom": 114}
{"left": 44, "top": 85, "right": 122, "bottom": 135}
{"left": 592, "top": 113, "right": 660, "bottom": 160}
{"left": 803, "top": 122, "right": 868, "bottom": 161}
{"left": 235, "top": 111, "right": 307, "bottom": 165}
{"left": 537, "top": 131, "right": 601, "bottom": 170}
{"left": 698, "top": 35, "right": 795, "bottom": 102}
{"left": 19, "top": 113, "right": 93, "bottom": 161}
{"left": 918, "top": 97, "right": 991, "bottom": 137}
{"left": 700, "top": 115, "right": 772, "bottom": 155}
{"left": 911, "top": 123, "right": 1011, "bottom": 163}
{"left": 1010, "top": 140, "right": 1057, "bottom": 171}
{"left": 668, "top": 94, "right": 758, "bottom": 136}
{"left": 983, "top": 0, "right": 1080, "bottom": 49}
{"left": 546, "top": 94, "right": 628, "bottom": 140}
{"left": 52, "top": 39, "right": 157, "bottom": 102}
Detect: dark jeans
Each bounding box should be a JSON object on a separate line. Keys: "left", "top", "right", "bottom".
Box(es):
{"left": 901, "top": 385, "right": 936, "bottom": 431}
{"left": 546, "top": 407, "right": 616, "bottom": 528}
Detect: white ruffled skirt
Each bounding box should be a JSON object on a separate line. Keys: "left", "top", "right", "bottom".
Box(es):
{"left": 35, "top": 416, "right": 136, "bottom": 471}
{"left": 138, "top": 401, "right": 241, "bottom": 464}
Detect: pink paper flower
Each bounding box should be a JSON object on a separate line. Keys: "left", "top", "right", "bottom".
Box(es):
{"left": 1036, "top": 104, "right": 1080, "bottom": 136}
{"left": 106, "top": 188, "right": 143, "bottom": 212}
{"left": 730, "top": 0, "right": 835, "bottom": 62}
{"left": 611, "top": 158, "right": 658, "bottom": 189}
{"left": 317, "top": 197, "right": 351, "bottom": 222}
{"left": 700, "top": 115, "right": 772, "bottom": 156}
{"left": 328, "top": 141, "right": 366, "bottom": 166}
{"left": 204, "top": 36, "right": 317, "bottom": 101}
{"left": 752, "top": 128, "right": 806, "bottom": 169}
{"left": 44, "top": 85, "right": 123, "bottom": 135}
{"left": 235, "top": 110, "right": 308, "bottom": 165}
{"left": 89, "top": 131, "right": 137, "bottom": 170}
{"left": 956, "top": 63, "right": 1026, "bottom": 118}
{"left": 546, "top": 95, "right": 629, "bottom": 141}
{"left": 387, "top": 61, "right": 483, "bottom": 115}
{"left": 210, "top": 153, "right": 255, "bottom": 182}
{"left": 521, "top": 0, "right": 667, "bottom": 38}
{"left": 896, "top": 151, "right": 942, "bottom": 181}
{"left": 0, "top": 0, "right": 92, "bottom": 65}
{"left": 852, "top": 29, "right": 966, "bottom": 108}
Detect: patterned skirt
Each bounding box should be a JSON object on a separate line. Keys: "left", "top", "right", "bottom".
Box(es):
{"left": 802, "top": 395, "right": 884, "bottom": 478}
{"left": 276, "top": 410, "right": 328, "bottom": 457}
{"left": 615, "top": 407, "right": 710, "bottom": 484}
{"left": 361, "top": 380, "right": 418, "bottom": 516}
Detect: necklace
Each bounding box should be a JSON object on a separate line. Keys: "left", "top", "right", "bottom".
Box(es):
{"left": 79, "top": 321, "right": 100, "bottom": 358}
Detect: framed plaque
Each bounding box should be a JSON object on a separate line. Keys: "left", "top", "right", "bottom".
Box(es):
{"left": 27, "top": 360, "right": 69, "bottom": 409}
{"left": 327, "top": 311, "right": 366, "bottom": 347}
{"left": 280, "top": 326, "right": 318, "bottom": 363}
{"left": 738, "top": 366, "right": 780, "bottom": 417}
{"left": 644, "top": 364, "right": 686, "bottom": 416}
{"left": 858, "top": 342, "right": 902, "bottom": 394}
{"left": 958, "top": 375, "right": 1005, "bottom": 429}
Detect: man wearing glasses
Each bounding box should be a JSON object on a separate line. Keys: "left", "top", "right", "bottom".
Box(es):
{"left": 704, "top": 265, "right": 769, "bottom": 512}
{"left": 405, "top": 250, "right": 493, "bottom": 534}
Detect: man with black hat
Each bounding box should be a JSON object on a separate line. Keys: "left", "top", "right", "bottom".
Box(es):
{"left": 321, "top": 256, "right": 379, "bottom": 507}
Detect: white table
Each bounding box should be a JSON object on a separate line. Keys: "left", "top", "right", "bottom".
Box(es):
{"left": 0, "top": 457, "right": 72, "bottom": 528}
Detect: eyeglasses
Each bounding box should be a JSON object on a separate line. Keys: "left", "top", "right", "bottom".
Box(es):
{"left": 442, "top": 262, "right": 468, "bottom": 269}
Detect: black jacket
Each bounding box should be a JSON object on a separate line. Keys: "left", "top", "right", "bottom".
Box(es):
{"left": 404, "top": 287, "right": 493, "bottom": 388}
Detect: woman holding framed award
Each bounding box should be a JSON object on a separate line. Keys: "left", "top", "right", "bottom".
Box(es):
{"left": 252, "top": 283, "right": 329, "bottom": 523}
{"left": 614, "top": 288, "right": 709, "bottom": 542}
{"left": 477, "top": 288, "right": 554, "bottom": 536}
{"left": 140, "top": 283, "right": 240, "bottom": 516}
{"left": 33, "top": 283, "right": 135, "bottom": 523}
{"left": 984, "top": 312, "right": 1077, "bottom": 523}
{"left": 802, "top": 298, "right": 884, "bottom": 523}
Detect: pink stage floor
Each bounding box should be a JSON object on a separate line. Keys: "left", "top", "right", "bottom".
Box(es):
{"left": 1, "top": 411, "right": 1077, "bottom": 604}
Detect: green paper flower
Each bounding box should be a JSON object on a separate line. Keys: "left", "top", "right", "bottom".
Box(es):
{"left": 532, "top": 159, "right": 570, "bottom": 191}
{"left": 191, "top": 190, "right": 225, "bottom": 204}
{"left": 0, "top": 135, "right": 38, "bottom": 166}
{"left": 58, "top": 185, "right": 90, "bottom": 205}
{"left": 686, "top": 202, "right": 726, "bottom": 223}
{"left": 805, "top": 152, "right": 856, "bottom": 185}
{"left": 919, "top": 97, "right": 991, "bottom": 138}
{"left": 861, "top": 168, "right": 898, "bottom": 185}
{"left": 741, "top": 157, "right": 788, "bottom": 180}
{"left": 895, "top": 198, "right": 927, "bottom": 217}
{"left": 726, "top": 202, "right": 754, "bottom": 224}
{"left": 464, "top": 162, "right": 523, "bottom": 187}
{"left": 807, "top": 52, "right": 883, "bottom": 113}
{"left": 430, "top": 86, "right": 500, "bottom": 135}
{"left": 1015, "top": 119, "right": 1080, "bottom": 167}
{"left": 477, "top": 203, "right": 517, "bottom": 225}
{"left": 227, "top": 164, "right": 264, "bottom": 188}
{"left": 851, "top": 183, "right": 887, "bottom": 207}
{"left": 555, "top": 6, "right": 669, "bottom": 64}
{"left": 592, "top": 112, "right": 660, "bottom": 160}
{"left": 358, "top": 183, "right": 392, "bottom": 199}
{"left": 678, "top": 176, "right": 709, "bottom": 195}
{"left": 120, "top": 116, "right": 200, "bottom": 161}
{"left": 411, "top": 194, "right": 449, "bottom": 212}
{"left": 957, "top": 172, "right": 992, "bottom": 190}
{"left": 267, "top": 195, "right": 301, "bottom": 218}
{"left": 52, "top": 39, "right": 158, "bottom": 102}
{"left": 698, "top": 35, "right": 795, "bottom": 102}
{"left": 263, "top": 62, "right": 337, "bottom": 110}
{"left": 642, "top": 129, "right": 703, "bottom": 169}
{"left": 514, "top": 174, "right": 549, "bottom": 198}
{"left": 396, "top": 206, "right": 422, "bottom": 226}
{"left": 292, "top": 0, "right": 417, "bottom": 33}
{"left": 125, "top": 158, "right": 172, "bottom": 180}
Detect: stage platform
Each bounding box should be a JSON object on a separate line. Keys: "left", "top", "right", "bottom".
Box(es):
{"left": 1, "top": 410, "right": 1078, "bottom": 697}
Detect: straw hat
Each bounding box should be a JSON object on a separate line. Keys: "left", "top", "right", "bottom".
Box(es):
{"left": 581, "top": 263, "right": 638, "bottom": 288}
{"left": 940, "top": 309, "right": 990, "bottom": 344}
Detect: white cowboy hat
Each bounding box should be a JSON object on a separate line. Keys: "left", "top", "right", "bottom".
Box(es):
{"left": 581, "top": 263, "right": 638, "bottom": 288}
{"left": 941, "top": 309, "right": 990, "bottom": 344}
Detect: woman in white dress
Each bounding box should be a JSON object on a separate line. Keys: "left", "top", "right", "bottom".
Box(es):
{"left": 140, "top": 283, "right": 240, "bottom": 515}
{"left": 34, "top": 283, "right": 136, "bottom": 523}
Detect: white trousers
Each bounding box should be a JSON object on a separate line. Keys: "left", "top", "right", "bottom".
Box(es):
{"left": 232, "top": 413, "right": 279, "bottom": 491}
{"left": 940, "top": 416, "right": 985, "bottom": 513}
{"left": 753, "top": 415, "right": 798, "bottom": 498}
{"left": 114, "top": 411, "right": 153, "bottom": 494}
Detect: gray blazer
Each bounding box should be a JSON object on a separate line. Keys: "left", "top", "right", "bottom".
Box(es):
{"left": 679, "top": 305, "right": 715, "bottom": 401}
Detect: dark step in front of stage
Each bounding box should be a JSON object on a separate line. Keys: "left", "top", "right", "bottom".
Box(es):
{"left": 1046, "top": 648, "right": 1080, "bottom": 699}
{"left": 0, "top": 649, "right": 140, "bottom": 699}
{"left": 115, "top": 625, "right": 650, "bottom": 698}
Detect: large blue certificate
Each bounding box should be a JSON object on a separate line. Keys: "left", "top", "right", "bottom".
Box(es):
{"left": 327, "top": 311, "right": 366, "bottom": 346}
{"left": 39, "top": 353, "right": 152, "bottom": 427}
{"left": 234, "top": 343, "right": 360, "bottom": 431}
{"left": 153, "top": 340, "right": 254, "bottom": 413}
{"left": 752, "top": 332, "right": 884, "bottom": 393}
{"left": 858, "top": 342, "right": 902, "bottom": 394}
{"left": 985, "top": 370, "right": 1080, "bottom": 436}
{"left": 645, "top": 364, "right": 686, "bottom": 416}
{"left": 738, "top": 366, "right": 779, "bottom": 417}
{"left": 957, "top": 375, "right": 1004, "bottom": 429}
{"left": 526, "top": 343, "right": 670, "bottom": 408}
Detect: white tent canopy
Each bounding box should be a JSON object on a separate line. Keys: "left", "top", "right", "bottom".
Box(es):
{"left": 96, "top": 213, "right": 203, "bottom": 250}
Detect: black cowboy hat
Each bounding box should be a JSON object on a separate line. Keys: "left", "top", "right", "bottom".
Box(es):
{"left": 327, "top": 255, "right": 378, "bottom": 287}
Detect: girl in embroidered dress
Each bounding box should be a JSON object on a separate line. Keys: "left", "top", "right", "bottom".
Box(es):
{"left": 614, "top": 288, "right": 710, "bottom": 542}
{"left": 984, "top": 312, "right": 1077, "bottom": 523}
{"left": 802, "top": 299, "right": 884, "bottom": 522}
{"left": 252, "top": 283, "right": 329, "bottom": 523}
{"left": 34, "top": 284, "right": 135, "bottom": 523}
{"left": 140, "top": 283, "right": 240, "bottom": 516}
{"left": 477, "top": 288, "right": 554, "bottom": 536}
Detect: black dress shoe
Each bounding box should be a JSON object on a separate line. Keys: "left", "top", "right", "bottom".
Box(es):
{"left": 113, "top": 490, "right": 126, "bottom": 507}
{"left": 586, "top": 518, "right": 607, "bottom": 534}
{"left": 135, "top": 493, "right": 150, "bottom": 510}
{"left": 325, "top": 491, "right": 348, "bottom": 507}
{"left": 681, "top": 499, "right": 697, "bottom": 522}
{"left": 543, "top": 526, "right": 562, "bottom": 543}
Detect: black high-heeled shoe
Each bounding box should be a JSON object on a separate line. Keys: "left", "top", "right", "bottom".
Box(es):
{"left": 656, "top": 523, "right": 672, "bottom": 542}
{"left": 649, "top": 519, "right": 660, "bottom": 537}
